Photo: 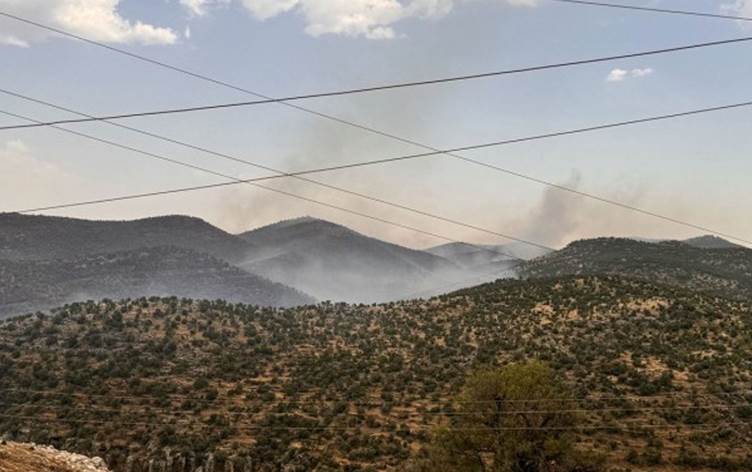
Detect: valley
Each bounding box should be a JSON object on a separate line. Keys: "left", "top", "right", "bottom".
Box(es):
{"left": 0, "top": 214, "right": 525, "bottom": 316}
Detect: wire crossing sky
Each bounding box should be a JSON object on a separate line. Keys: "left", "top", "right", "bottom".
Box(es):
{"left": 1, "top": 0, "right": 751, "bottom": 248}
{"left": 4, "top": 86, "right": 752, "bottom": 247}
{"left": 1, "top": 106, "right": 553, "bottom": 256}
{"left": 551, "top": 0, "right": 752, "bottom": 22}
{"left": 1, "top": 34, "right": 751, "bottom": 130}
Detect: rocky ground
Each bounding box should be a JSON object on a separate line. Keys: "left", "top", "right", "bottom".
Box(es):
{"left": 0, "top": 441, "right": 111, "bottom": 472}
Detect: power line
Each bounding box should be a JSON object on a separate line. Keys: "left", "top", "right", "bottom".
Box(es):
{"left": 0, "top": 108, "right": 539, "bottom": 258}
{"left": 0, "top": 109, "right": 476, "bottom": 250}
{"left": 2, "top": 37, "right": 752, "bottom": 131}
{"left": 1, "top": 14, "right": 750, "bottom": 247}
{"left": 6, "top": 89, "right": 752, "bottom": 247}
{"left": 0, "top": 92, "right": 544, "bottom": 255}
{"left": 551, "top": 0, "right": 752, "bottom": 22}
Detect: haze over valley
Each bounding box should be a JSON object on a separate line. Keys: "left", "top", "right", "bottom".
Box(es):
{"left": 1, "top": 213, "right": 526, "bottom": 316}
{"left": 2, "top": 212, "right": 748, "bottom": 320}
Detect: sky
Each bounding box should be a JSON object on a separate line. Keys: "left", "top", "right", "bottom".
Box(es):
{"left": 1, "top": 0, "right": 751, "bottom": 250}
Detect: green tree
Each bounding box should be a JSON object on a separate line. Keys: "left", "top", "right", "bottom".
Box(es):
{"left": 415, "top": 361, "right": 600, "bottom": 472}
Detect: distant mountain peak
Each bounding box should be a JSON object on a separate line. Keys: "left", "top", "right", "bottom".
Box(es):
{"left": 0, "top": 213, "right": 252, "bottom": 263}
{"left": 237, "top": 216, "right": 476, "bottom": 303}
{"left": 0, "top": 212, "right": 209, "bottom": 225}
{"left": 239, "top": 217, "right": 382, "bottom": 249}
{"left": 520, "top": 236, "right": 752, "bottom": 300}
{"left": 566, "top": 236, "right": 635, "bottom": 246}
{"left": 132, "top": 213, "right": 209, "bottom": 224}
{"left": 258, "top": 216, "right": 356, "bottom": 235}
{"left": 683, "top": 235, "right": 744, "bottom": 250}
{"left": 565, "top": 235, "right": 746, "bottom": 251}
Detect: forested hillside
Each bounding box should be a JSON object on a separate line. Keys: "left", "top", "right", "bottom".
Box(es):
{"left": 0, "top": 213, "right": 253, "bottom": 263}
{"left": 0, "top": 246, "right": 313, "bottom": 317}
{"left": 1, "top": 276, "right": 750, "bottom": 471}
{"left": 521, "top": 238, "right": 752, "bottom": 300}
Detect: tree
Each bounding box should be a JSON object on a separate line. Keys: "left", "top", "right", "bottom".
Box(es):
{"left": 414, "top": 361, "right": 601, "bottom": 472}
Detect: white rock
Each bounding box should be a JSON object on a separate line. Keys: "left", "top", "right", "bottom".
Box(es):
{"left": 6, "top": 441, "right": 113, "bottom": 472}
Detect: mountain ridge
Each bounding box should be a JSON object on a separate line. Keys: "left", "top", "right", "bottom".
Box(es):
{"left": 0, "top": 245, "right": 313, "bottom": 317}
{"left": 683, "top": 234, "right": 744, "bottom": 249}
{"left": 520, "top": 236, "right": 752, "bottom": 299}
{"left": 0, "top": 213, "right": 254, "bottom": 263}
{"left": 238, "top": 216, "right": 467, "bottom": 302}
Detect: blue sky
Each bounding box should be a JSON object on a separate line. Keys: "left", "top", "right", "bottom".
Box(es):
{"left": 1, "top": 0, "right": 751, "bottom": 248}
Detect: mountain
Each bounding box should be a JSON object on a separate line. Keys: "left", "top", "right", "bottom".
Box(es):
{"left": 0, "top": 213, "right": 529, "bottom": 311}
{"left": 2, "top": 276, "right": 750, "bottom": 470}
{"left": 237, "top": 217, "right": 467, "bottom": 302}
{"left": 683, "top": 234, "right": 744, "bottom": 249}
{"left": 520, "top": 237, "right": 752, "bottom": 299}
{"left": 0, "top": 213, "right": 253, "bottom": 263}
{"left": 0, "top": 246, "right": 313, "bottom": 317}
{"left": 625, "top": 234, "right": 743, "bottom": 249}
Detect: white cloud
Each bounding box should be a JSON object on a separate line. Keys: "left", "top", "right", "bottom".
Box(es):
{"left": 722, "top": 0, "right": 752, "bottom": 18}
{"left": 631, "top": 67, "right": 653, "bottom": 78}
{"left": 606, "top": 68, "right": 628, "bottom": 82}
{"left": 0, "top": 0, "right": 177, "bottom": 47}
{"left": 0, "top": 34, "right": 29, "bottom": 47}
{"left": 365, "top": 25, "right": 397, "bottom": 40}
{"left": 606, "top": 67, "right": 653, "bottom": 82}
{"left": 181, "top": 0, "right": 231, "bottom": 16}
{"left": 298, "top": 1, "right": 406, "bottom": 39}
{"left": 176, "top": 0, "right": 532, "bottom": 40}
{"left": 181, "top": 0, "right": 210, "bottom": 16}
{"left": 240, "top": 0, "right": 298, "bottom": 20}
{"left": 408, "top": 0, "right": 455, "bottom": 17}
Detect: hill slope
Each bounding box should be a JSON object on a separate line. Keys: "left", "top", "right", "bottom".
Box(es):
{"left": 1, "top": 276, "right": 750, "bottom": 470}
{"left": 238, "top": 217, "right": 465, "bottom": 302}
{"left": 0, "top": 246, "right": 313, "bottom": 317}
{"left": 520, "top": 237, "right": 752, "bottom": 299}
{"left": 0, "top": 213, "right": 253, "bottom": 263}
{"left": 1, "top": 214, "right": 519, "bottom": 305}
{"left": 683, "top": 235, "right": 744, "bottom": 249}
